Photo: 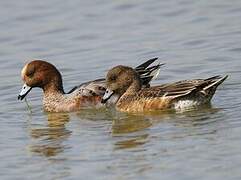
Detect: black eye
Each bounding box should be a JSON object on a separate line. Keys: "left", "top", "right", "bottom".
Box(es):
{"left": 26, "top": 71, "right": 34, "bottom": 77}
{"left": 110, "top": 75, "right": 117, "bottom": 81}
{"left": 26, "top": 67, "right": 35, "bottom": 77}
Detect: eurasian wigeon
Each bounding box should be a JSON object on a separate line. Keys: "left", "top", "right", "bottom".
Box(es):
{"left": 101, "top": 65, "right": 228, "bottom": 113}
{"left": 18, "top": 58, "right": 162, "bottom": 112}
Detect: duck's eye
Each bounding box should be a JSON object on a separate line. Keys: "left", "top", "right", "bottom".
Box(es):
{"left": 25, "top": 64, "right": 35, "bottom": 77}
{"left": 26, "top": 68, "right": 35, "bottom": 77}
{"left": 109, "top": 75, "right": 117, "bottom": 81}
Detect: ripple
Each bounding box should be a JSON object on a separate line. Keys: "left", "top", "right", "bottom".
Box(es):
{"left": 229, "top": 47, "right": 241, "bottom": 53}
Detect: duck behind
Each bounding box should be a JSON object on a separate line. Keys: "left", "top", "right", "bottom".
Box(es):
{"left": 101, "top": 65, "right": 228, "bottom": 113}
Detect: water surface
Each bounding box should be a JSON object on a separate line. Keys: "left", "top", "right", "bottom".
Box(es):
{"left": 0, "top": 0, "right": 241, "bottom": 179}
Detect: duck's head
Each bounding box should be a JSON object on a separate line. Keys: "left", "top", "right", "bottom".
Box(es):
{"left": 101, "top": 65, "right": 141, "bottom": 103}
{"left": 18, "top": 60, "right": 63, "bottom": 100}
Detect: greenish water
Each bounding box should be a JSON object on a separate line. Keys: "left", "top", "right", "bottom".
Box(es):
{"left": 0, "top": 0, "right": 241, "bottom": 179}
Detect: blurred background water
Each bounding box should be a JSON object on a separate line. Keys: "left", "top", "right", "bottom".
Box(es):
{"left": 0, "top": 0, "right": 241, "bottom": 179}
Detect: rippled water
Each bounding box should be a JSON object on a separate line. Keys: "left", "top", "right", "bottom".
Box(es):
{"left": 0, "top": 0, "right": 241, "bottom": 179}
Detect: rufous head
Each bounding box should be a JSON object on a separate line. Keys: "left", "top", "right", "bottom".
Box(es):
{"left": 18, "top": 60, "right": 63, "bottom": 100}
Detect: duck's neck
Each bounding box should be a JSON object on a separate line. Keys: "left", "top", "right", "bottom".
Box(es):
{"left": 43, "top": 82, "right": 64, "bottom": 95}
{"left": 43, "top": 68, "right": 65, "bottom": 95}
{"left": 42, "top": 81, "right": 66, "bottom": 111}
{"left": 125, "top": 79, "right": 141, "bottom": 95}
{"left": 43, "top": 73, "right": 65, "bottom": 95}
{"left": 118, "top": 78, "right": 141, "bottom": 103}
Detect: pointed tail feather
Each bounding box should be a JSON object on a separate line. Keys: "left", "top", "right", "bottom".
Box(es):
{"left": 146, "top": 63, "right": 164, "bottom": 80}
{"left": 135, "top": 57, "right": 164, "bottom": 87}
{"left": 203, "top": 75, "right": 228, "bottom": 91}
{"left": 138, "top": 63, "right": 163, "bottom": 74}
{"left": 138, "top": 63, "right": 164, "bottom": 87}
{"left": 135, "top": 57, "right": 159, "bottom": 70}
{"left": 194, "top": 75, "right": 229, "bottom": 101}
{"left": 172, "top": 75, "right": 228, "bottom": 102}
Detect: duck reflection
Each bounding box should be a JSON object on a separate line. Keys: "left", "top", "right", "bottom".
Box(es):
{"left": 112, "top": 114, "right": 152, "bottom": 134}
{"left": 144, "top": 104, "right": 222, "bottom": 138}
{"left": 111, "top": 104, "right": 221, "bottom": 150}
{"left": 29, "top": 112, "right": 71, "bottom": 157}
{"left": 111, "top": 114, "right": 152, "bottom": 150}
{"left": 75, "top": 108, "right": 113, "bottom": 121}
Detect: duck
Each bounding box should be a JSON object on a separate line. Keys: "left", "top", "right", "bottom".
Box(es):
{"left": 101, "top": 65, "right": 228, "bottom": 113}
{"left": 18, "top": 58, "right": 162, "bottom": 112}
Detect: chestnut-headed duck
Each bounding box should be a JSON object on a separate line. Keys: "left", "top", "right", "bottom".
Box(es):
{"left": 18, "top": 58, "right": 162, "bottom": 112}
{"left": 101, "top": 65, "right": 228, "bottom": 113}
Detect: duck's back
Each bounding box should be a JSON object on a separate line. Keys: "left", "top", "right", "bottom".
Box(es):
{"left": 68, "top": 78, "right": 106, "bottom": 96}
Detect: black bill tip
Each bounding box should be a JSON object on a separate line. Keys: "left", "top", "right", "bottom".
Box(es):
{"left": 101, "top": 98, "right": 108, "bottom": 104}
{"left": 18, "top": 95, "right": 24, "bottom": 100}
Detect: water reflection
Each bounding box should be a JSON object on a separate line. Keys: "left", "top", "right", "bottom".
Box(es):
{"left": 173, "top": 104, "right": 222, "bottom": 126}
{"left": 146, "top": 105, "right": 223, "bottom": 140}
{"left": 29, "top": 113, "right": 71, "bottom": 157}
{"left": 112, "top": 114, "right": 152, "bottom": 134}
{"left": 111, "top": 114, "right": 152, "bottom": 150}
{"left": 142, "top": 104, "right": 219, "bottom": 125}
{"left": 112, "top": 105, "right": 223, "bottom": 150}
{"left": 114, "top": 134, "right": 149, "bottom": 150}
{"left": 75, "top": 108, "right": 113, "bottom": 121}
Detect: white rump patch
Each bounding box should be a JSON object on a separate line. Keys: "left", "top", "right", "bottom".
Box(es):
{"left": 174, "top": 100, "right": 198, "bottom": 111}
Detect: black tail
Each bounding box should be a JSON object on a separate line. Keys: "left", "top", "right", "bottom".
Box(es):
{"left": 135, "top": 57, "right": 164, "bottom": 87}
{"left": 203, "top": 75, "right": 228, "bottom": 91}
{"left": 135, "top": 57, "right": 159, "bottom": 70}
{"left": 194, "top": 75, "right": 228, "bottom": 101}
